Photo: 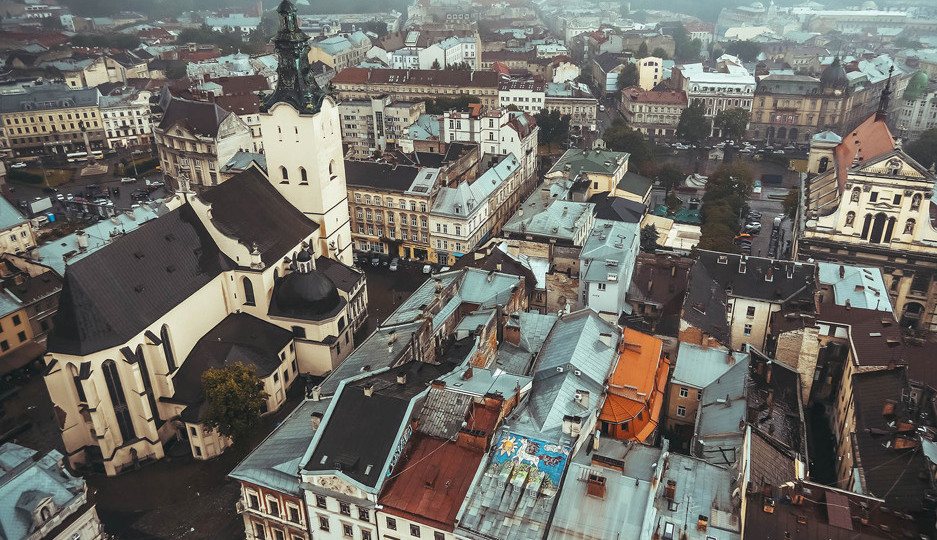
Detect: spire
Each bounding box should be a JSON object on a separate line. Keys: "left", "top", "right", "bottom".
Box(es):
{"left": 263, "top": 0, "right": 325, "bottom": 114}
{"left": 876, "top": 66, "right": 894, "bottom": 122}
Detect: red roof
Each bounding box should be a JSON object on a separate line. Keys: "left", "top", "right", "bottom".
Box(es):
{"left": 621, "top": 86, "right": 688, "bottom": 106}
{"left": 833, "top": 114, "right": 895, "bottom": 190}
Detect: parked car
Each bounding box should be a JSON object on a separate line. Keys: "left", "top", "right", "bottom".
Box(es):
{"left": 371, "top": 256, "right": 380, "bottom": 266}
{"left": 389, "top": 258, "right": 399, "bottom": 271}
{"left": 423, "top": 264, "right": 432, "bottom": 274}
{"left": 120, "top": 177, "right": 136, "bottom": 184}
{"left": 9, "top": 162, "right": 27, "bottom": 169}
{"left": 745, "top": 222, "right": 762, "bottom": 234}
{"left": 130, "top": 189, "right": 150, "bottom": 201}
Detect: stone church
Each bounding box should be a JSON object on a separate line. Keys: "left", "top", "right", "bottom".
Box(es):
{"left": 42, "top": 0, "right": 366, "bottom": 476}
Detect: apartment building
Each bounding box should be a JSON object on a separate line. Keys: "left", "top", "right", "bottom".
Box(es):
{"left": 671, "top": 55, "right": 756, "bottom": 135}
{"left": 99, "top": 88, "right": 154, "bottom": 149}
{"left": 331, "top": 68, "right": 500, "bottom": 109}
{"left": 497, "top": 78, "right": 545, "bottom": 115}
{"left": 154, "top": 94, "right": 252, "bottom": 188}
{"left": 308, "top": 31, "right": 371, "bottom": 72}
{"left": 620, "top": 86, "right": 687, "bottom": 139}
{"left": 338, "top": 97, "right": 426, "bottom": 158}
{"left": 637, "top": 56, "right": 664, "bottom": 91}
{"left": 544, "top": 81, "right": 598, "bottom": 129}
{"left": 0, "top": 84, "right": 105, "bottom": 157}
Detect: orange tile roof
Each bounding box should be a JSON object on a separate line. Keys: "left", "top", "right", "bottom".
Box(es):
{"left": 834, "top": 114, "right": 895, "bottom": 190}
{"left": 599, "top": 328, "right": 668, "bottom": 442}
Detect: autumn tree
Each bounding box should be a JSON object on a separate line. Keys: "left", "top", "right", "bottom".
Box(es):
{"left": 200, "top": 362, "right": 269, "bottom": 444}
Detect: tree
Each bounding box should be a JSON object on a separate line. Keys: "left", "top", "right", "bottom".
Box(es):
{"left": 906, "top": 128, "right": 937, "bottom": 170}
{"left": 724, "top": 40, "right": 761, "bottom": 62}
{"left": 697, "top": 161, "right": 755, "bottom": 252}
{"left": 657, "top": 163, "right": 684, "bottom": 193}
{"left": 359, "top": 20, "right": 388, "bottom": 38}
{"left": 41, "top": 16, "right": 63, "bottom": 29}
{"left": 636, "top": 41, "right": 649, "bottom": 59}
{"left": 676, "top": 99, "right": 710, "bottom": 144}
{"left": 431, "top": 59, "right": 441, "bottom": 70}
{"left": 672, "top": 24, "right": 697, "bottom": 62}
{"left": 651, "top": 47, "right": 670, "bottom": 60}
{"left": 200, "top": 362, "right": 269, "bottom": 444}
{"left": 603, "top": 119, "right": 652, "bottom": 166}
{"left": 423, "top": 95, "right": 480, "bottom": 114}
{"left": 782, "top": 187, "right": 800, "bottom": 221}
{"left": 534, "top": 108, "right": 571, "bottom": 148}
{"left": 616, "top": 63, "right": 639, "bottom": 90}
{"left": 713, "top": 107, "right": 750, "bottom": 140}
{"left": 665, "top": 190, "right": 682, "bottom": 213}
{"left": 640, "top": 224, "right": 659, "bottom": 252}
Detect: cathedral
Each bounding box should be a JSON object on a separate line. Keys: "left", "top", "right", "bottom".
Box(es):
{"left": 795, "top": 77, "right": 937, "bottom": 334}
{"left": 41, "top": 0, "right": 366, "bottom": 476}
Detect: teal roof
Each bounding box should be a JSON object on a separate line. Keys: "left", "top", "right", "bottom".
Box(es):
{"left": 548, "top": 148, "right": 629, "bottom": 178}
{"left": 903, "top": 71, "right": 929, "bottom": 101}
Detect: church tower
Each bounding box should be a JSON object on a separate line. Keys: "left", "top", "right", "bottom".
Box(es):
{"left": 260, "top": 0, "right": 353, "bottom": 265}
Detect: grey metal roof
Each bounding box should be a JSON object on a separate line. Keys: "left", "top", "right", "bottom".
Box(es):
{"left": 694, "top": 358, "right": 749, "bottom": 467}
{"left": 318, "top": 320, "right": 425, "bottom": 396}
{"left": 671, "top": 344, "right": 745, "bottom": 389}
{"left": 229, "top": 399, "right": 331, "bottom": 496}
{"left": 503, "top": 199, "right": 593, "bottom": 242}
{"left": 382, "top": 271, "right": 461, "bottom": 326}
{"left": 0, "top": 196, "right": 27, "bottom": 231}
{"left": 0, "top": 443, "right": 86, "bottom": 540}
{"left": 495, "top": 311, "right": 558, "bottom": 375}
{"left": 816, "top": 261, "right": 892, "bottom": 312}
{"left": 550, "top": 440, "right": 663, "bottom": 540}
{"left": 653, "top": 453, "right": 742, "bottom": 540}
{"left": 547, "top": 148, "right": 629, "bottom": 177}
{"left": 579, "top": 220, "right": 640, "bottom": 283}
{"left": 417, "top": 385, "right": 474, "bottom": 438}
{"left": 0, "top": 289, "right": 22, "bottom": 319}
{"left": 0, "top": 84, "right": 100, "bottom": 114}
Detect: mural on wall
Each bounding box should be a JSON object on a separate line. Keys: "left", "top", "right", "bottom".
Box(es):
{"left": 491, "top": 431, "right": 571, "bottom": 490}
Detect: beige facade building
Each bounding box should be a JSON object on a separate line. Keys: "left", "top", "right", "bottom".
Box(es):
{"left": 0, "top": 84, "right": 105, "bottom": 157}
{"left": 544, "top": 81, "right": 598, "bottom": 130}
{"left": 99, "top": 88, "right": 154, "bottom": 150}
{"left": 330, "top": 67, "right": 501, "bottom": 109}
{"left": 620, "top": 86, "right": 687, "bottom": 139}
{"left": 636, "top": 56, "right": 664, "bottom": 91}
{"left": 338, "top": 96, "right": 426, "bottom": 158}
{"left": 154, "top": 92, "right": 252, "bottom": 189}
{"left": 795, "top": 102, "right": 937, "bottom": 334}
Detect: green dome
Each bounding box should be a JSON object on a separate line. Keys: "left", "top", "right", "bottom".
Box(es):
{"left": 903, "top": 71, "right": 929, "bottom": 101}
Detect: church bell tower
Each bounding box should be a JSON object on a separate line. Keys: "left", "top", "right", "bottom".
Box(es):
{"left": 259, "top": 0, "right": 353, "bottom": 265}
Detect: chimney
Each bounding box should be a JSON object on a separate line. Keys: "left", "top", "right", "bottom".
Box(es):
{"left": 593, "top": 429, "right": 601, "bottom": 451}
{"left": 462, "top": 366, "right": 474, "bottom": 380}
{"left": 845, "top": 298, "right": 851, "bottom": 310}
{"left": 665, "top": 480, "right": 677, "bottom": 501}
{"left": 504, "top": 324, "right": 521, "bottom": 346}
{"left": 396, "top": 373, "right": 407, "bottom": 385}
{"left": 599, "top": 333, "right": 613, "bottom": 347}
{"left": 311, "top": 385, "right": 321, "bottom": 401}
{"left": 311, "top": 412, "right": 323, "bottom": 430}
{"left": 364, "top": 383, "right": 375, "bottom": 397}
{"left": 586, "top": 474, "right": 607, "bottom": 498}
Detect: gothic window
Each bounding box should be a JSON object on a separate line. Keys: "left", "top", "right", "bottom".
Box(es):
{"left": 845, "top": 211, "right": 855, "bottom": 227}
{"left": 161, "top": 325, "right": 176, "bottom": 372}
{"left": 280, "top": 166, "right": 288, "bottom": 181}
{"left": 299, "top": 167, "right": 307, "bottom": 183}
{"left": 136, "top": 345, "right": 161, "bottom": 427}
{"left": 905, "top": 219, "right": 916, "bottom": 235}
{"left": 243, "top": 277, "right": 255, "bottom": 306}
{"left": 102, "top": 360, "right": 136, "bottom": 442}
{"left": 851, "top": 187, "right": 861, "bottom": 203}
{"left": 818, "top": 157, "right": 829, "bottom": 173}
{"left": 68, "top": 363, "right": 86, "bottom": 402}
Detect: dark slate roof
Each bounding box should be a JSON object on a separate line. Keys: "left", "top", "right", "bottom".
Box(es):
{"left": 315, "top": 256, "right": 364, "bottom": 294}
{"left": 451, "top": 247, "right": 538, "bottom": 290}
{"left": 172, "top": 313, "right": 293, "bottom": 422}
{"left": 198, "top": 168, "right": 319, "bottom": 266}
{"left": 616, "top": 171, "right": 653, "bottom": 198}
{"left": 157, "top": 96, "right": 230, "bottom": 138}
{"left": 817, "top": 304, "right": 904, "bottom": 368}
{"left": 627, "top": 253, "right": 692, "bottom": 336}
{"left": 47, "top": 206, "right": 235, "bottom": 356}
{"left": 304, "top": 361, "right": 456, "bottom": 488}
{"left": 593, "top": 52, "right": 626, "bottom": 73}
{"left": 588, "top": 193, "right": 646, "bottom": 223}
{"left": 851, "top": 368, "right": 932, "bottom": 513}
{"left": 343, "top": 160, "right": 420, "bottom": 191}
{"left": 683, "top": 251, "right": 817, "bottom": 345}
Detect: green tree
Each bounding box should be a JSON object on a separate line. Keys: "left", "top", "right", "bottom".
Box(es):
{"left": 906, "top": 128, "right": 937, "bottom": 169}
{"left": 665, "top": 190, "right": 682, "bottom": 213}
{"left": 651, "top": 47, "right": 670, "bottom": 60}
{"left": 616, "top": 63, "right": 639, "bottom": 90}
{"left": 782, "top": 187, "right": 800, "bottom": 221}
{"left": 200, "top": 362, "right": 269, "bottom": 444}
{"left": 603, "top": 118, "right": 652, "bottom": 166}
{"left": 676, "top": 99, "right": 709, "bottom": 144}
{"left": 698, "top": 161, "right": 755, "bottom": 252}
{"left": 534, "top": 108, "right": 571, "bottom": 148}
{"left": 657, "top": 163, "right": 684, "bottom": 193}
{"left": 640, "top": 224, "right": 659, "bottom": 252}
{"left": 672, "top": 24, "right": 697, "bottom": 62}
{"left": 713, "top": 107, "right": 750, "bottom": 140}
{"left": 724, "top": 40, "right": 761, "bottom": 62}
{"left": 636, "top": 41, "right": 649, "bottom": 59}
{"left": 359, "top": 20, "right": 388, "bottom": 37}
{"left": 431, "top": 59, "right": 441, "bottom": 70}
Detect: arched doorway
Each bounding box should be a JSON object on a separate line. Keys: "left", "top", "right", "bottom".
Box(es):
{"left": 777, "top": 127, "right": 787, "bottom": 140}
{"left": 901, "top": 302, "right": 925, "bottom": 329}
{"left": 789, "top": 128, "right": 799, "bottom": 140}
{"left": 869, "top": 213, "right": 887, "bottom": 243}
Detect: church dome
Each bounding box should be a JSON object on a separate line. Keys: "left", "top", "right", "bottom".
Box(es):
{"left": 270, "top": 252, "right": 342, "bottom": 320}
{"left": 820, "top": 58, "right": 849, "bottom": 91}
{"left": 903, "top": 71, "right": 929, "bottom": 101}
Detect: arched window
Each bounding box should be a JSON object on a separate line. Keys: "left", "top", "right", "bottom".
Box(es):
{"left": 40, "top": 506, "right": 51, "bottom": 521}
{"left": 280, "top": 166, "right": 288, "bottom": 181}
{"left": 861, "top": 213, "right": 873, "bottom": 239}
{"left": 789, "top": 128, "right": 798, "bottom": 141}
{"left": 243, "top": 276, "right": 255, "bottom": 306}
{"left": 912, "top": 193, "right": 923, "bottom": 210}
{"left": 818, "top": 157, "right": 829, "bottom": 173}
{"left": 777, "top": 127, "right": 787, "bottom": 139}
{"left": 161, "top": 325, "right": 176, "bottom": 372}
{"left": 102, "top": 360, "right": 136, "bottom": 442}
{"left": 136, "top": 345, "right": 161, "bottom": 426}
{"left": 851, "top": 187, "right": 861, "bottom": 203}
{"left": 328, "top": 160, "right": 336, "bottom": 179}
{"left": 905, "top": 219, "right": 916, "bottom": 235}
{"left": 299, "top": 167, "right": 307, "bottom": 183}
{"left": 845, "top": 211, "right": 855, "bottom": 227}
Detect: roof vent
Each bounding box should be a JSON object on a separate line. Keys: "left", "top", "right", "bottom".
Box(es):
{"left": 363, "top": 383, "right": 375, "bottom": 397}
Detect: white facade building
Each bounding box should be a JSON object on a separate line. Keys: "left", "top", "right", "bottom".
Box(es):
{"left": 99, "top": 88, "right": 154, "bottom": 149}
{"left": 440, "top": 107, "right": 539, "bottom": 188}
{"left": 498, "top": 79, "right": 545, "bottom": 115}
{"left": 579, "top": 219, "right": 641, "bottom": 321}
